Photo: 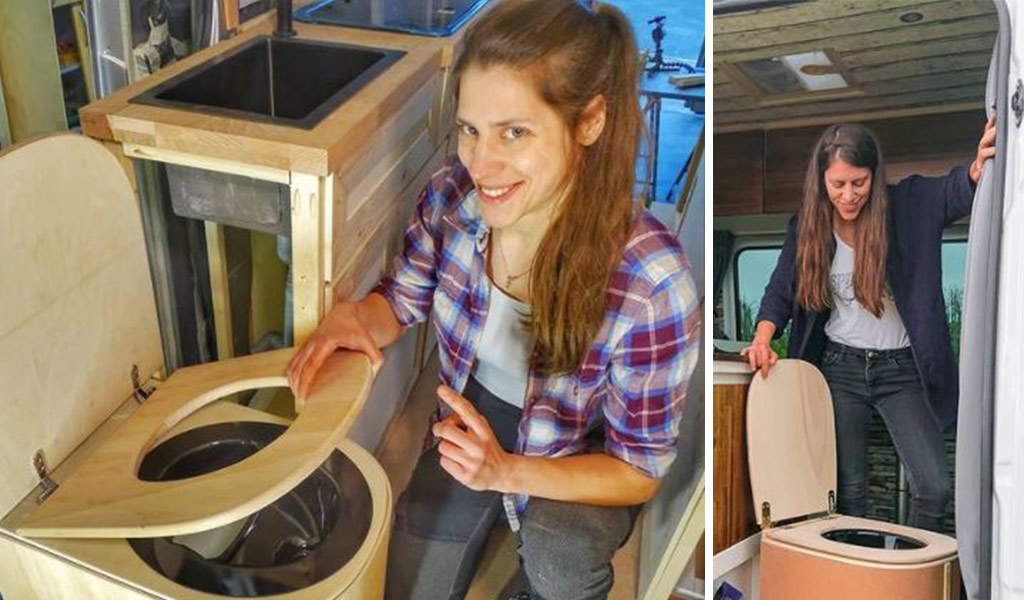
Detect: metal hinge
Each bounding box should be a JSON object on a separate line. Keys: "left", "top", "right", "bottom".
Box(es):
{"left": 32, "top": 450, "right": 58, "bottom": 503}
{"left": 828, "top": 490, "right": 837, "bottom": 515}
{"left": 131, "top": 364, "right": 155, "bottom": 403}
{"left": 1012, "top": 79, "right": 1023, "bottom": 128}
{"left": 761, "top": 501, "right": 772, "bottom": 529}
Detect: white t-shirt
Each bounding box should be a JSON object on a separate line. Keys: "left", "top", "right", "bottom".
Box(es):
{"left": 472, "top": 278, "right": 534, "bottom": 408}
{"left": 824, "top": 233, "right": 910, "bottom": 350}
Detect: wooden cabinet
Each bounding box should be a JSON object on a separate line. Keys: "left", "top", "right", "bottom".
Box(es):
{"left": 713, "top": 357, "right": 757, "bottom": 554}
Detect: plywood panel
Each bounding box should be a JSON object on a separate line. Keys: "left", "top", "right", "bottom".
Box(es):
{"left": 714, "top": 131, "right": 765, "bottom": 216}
{"left": 0, "top": 134, "right": 163, "bottom": 519}
{"left": 0, "top": 534, "right": 153, "bottom": 600}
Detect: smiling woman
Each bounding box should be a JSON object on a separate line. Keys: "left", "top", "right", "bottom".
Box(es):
{"left": 285, "top": 0, "right": 700, "bottom": 599}
{"left": 741, "top": 119, "right": 996, "bottom": 533}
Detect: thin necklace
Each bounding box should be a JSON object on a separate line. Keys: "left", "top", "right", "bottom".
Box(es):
{"left": 495, "top": 230, "right": 532, "bottom": 289}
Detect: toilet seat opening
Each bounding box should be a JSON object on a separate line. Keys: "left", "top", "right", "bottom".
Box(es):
{"left": 821, "top": 528, "right": 925, "bottom": 550}
{"left": 129, "top": 421, "right": 373, "bottom": 596}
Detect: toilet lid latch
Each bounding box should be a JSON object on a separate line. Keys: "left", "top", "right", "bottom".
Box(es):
{"left": 32, "top": 449, "right": 59, "bottom": 504}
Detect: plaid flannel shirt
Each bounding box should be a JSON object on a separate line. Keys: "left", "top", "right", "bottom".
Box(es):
{"left": 372, "top": 158, "right": 700, "bottom": 530}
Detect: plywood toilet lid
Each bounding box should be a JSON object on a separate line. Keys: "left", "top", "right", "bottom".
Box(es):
{"left": 747, "top": 359, "right": 837, "bottom": 526}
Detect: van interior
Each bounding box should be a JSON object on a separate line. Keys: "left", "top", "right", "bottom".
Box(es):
{"left": 711, "top": 0, "right": 1000, "bottom": 596}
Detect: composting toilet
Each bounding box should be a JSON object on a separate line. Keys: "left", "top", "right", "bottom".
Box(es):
{"left": 0, "top": 133, "right": 392, "bottom": 599}
{"left": 747, "top": 359, "right": 960, "bottom": 600}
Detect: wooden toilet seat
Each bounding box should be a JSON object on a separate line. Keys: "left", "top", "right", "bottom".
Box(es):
{"left": 764, "top": 514, "right": 957, "bottom": 566}
{"left": 19, "top": 348, "right": 373, "bottom": 538}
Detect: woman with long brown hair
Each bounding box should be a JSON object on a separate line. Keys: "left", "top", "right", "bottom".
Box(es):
{"left": 286, "top": 1, "right": 699, "bottom": 598}
{"left": 743, "top": 121, "right": 996, "bottom": 532}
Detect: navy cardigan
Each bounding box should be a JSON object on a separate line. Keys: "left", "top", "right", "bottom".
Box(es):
{"left": 755, "top": 166, "right": 976, "bottom": 430}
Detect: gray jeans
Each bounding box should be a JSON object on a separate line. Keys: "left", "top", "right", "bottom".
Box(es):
{"left": 821, "top": 341, "right": 952, "bottom": 532}
{"left": 384, "top": 377, "right": 640, "bottom": 600}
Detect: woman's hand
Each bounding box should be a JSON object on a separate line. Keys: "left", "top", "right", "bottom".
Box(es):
{"left": 432, "top": 385, "right": 513, "bottom": 492}
{"left": 740, "top": 320, "right": 780, "bottom": 378}
{"left": 969, "top": 114, "right": 997, "bottom": 184}
{"left": 740, "top": 339, "right": 778, "bottom": 378}
{"left": 286, "top": 301, "right": 385, "bottom": 399}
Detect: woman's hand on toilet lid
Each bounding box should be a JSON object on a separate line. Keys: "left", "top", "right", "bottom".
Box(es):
{"left": 740, "top": 340, "right": 778, "bottom": 379}
{"left": 432, "top": 385, "right": 513, "bottom": 493}
{"left": 287, "top": 302, "right": 385, "bottom": 400}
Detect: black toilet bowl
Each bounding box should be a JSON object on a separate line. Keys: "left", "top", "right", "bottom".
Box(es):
{"left": 821, "top": 528, "right": 926, "bottom": 550}
{"left": 128, "top": 421, "right": 373, "bottom": 597}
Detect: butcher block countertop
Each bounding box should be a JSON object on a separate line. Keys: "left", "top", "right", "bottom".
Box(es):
{"left": 79, "top": 19, "right": 470, "bottom": 177}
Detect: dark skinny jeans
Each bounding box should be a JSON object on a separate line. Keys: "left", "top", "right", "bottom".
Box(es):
{"left": 820, "top": 341, "right": 951, "bottom": 532}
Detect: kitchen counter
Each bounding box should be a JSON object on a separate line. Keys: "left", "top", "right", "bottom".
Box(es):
{"left": 80, "top": 20, "right": 461, "bottom": 176}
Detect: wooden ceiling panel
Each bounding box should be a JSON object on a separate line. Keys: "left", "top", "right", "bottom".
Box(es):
{"left": 714, "top": 0, "right": 945, "bottom": 35}
{"left": 712, "top": 0, "right": 997, "bottom": 130}
{"left": 842, "top": 32, "right": 995, "bottom": 67}
{"left": 717, "top": 84, "right": 983, "bottom": 129}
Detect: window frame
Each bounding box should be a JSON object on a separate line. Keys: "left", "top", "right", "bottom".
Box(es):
{"left": 718, "top": 223, "right": 970, "bottom": 343}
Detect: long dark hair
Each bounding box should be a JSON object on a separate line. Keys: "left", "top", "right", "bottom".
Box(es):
{"left": 796, "top": 124, "right": 889, "bottom": 317}
{"left": 453, "top": 0, "right": 644, "bottom": 374}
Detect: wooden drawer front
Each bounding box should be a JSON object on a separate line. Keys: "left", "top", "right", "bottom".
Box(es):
{"left": 330, "top": 140, "right": 447, "bottom": 304}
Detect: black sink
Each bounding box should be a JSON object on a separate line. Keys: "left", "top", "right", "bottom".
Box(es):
{"left": 130, "top": 35, "right": 405, "bottom": 129}
{"left": 295, "top": 0, "right": 490, "bottom": 37}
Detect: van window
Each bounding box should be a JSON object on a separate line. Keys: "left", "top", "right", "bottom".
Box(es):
{"left": 733, "top": 240, "right": 967, "bottom": 359}
{"left": 734, "top": 246, "right": 790, "bottom": 356}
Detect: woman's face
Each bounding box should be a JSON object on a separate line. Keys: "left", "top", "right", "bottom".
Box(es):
{"left": 824, "top": 157, "right": 873, "bottom": 222}
{"left": 455, "top": 64, "right": 574, "bottom": 232}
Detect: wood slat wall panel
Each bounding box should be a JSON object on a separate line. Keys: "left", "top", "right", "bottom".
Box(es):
{"left": 716, "top": 68, "right": 989, "bottom": 117}
{"left": 714, "top": 131, "right": 765, "bottom": 217}
{"left": 715, "top": 15, "right": 996, "bottom": 65}
{"left": 760, "top": 110, "right": 983, "bottom": 214}
{"left": 717, "top": 85, "right": 983, "bottom": 127}
{"left": 843, "top": 32, "right": 996, "bottom": 67}
{"left": 853, "top": 50, "right": 992, "bottom": 83}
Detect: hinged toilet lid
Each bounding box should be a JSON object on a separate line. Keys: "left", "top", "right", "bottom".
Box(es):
{"left": 0, "top": 134, "right": 164, "bottom": 519}
{"left": 747, "top": 359, "right": 837, "bottom": 526}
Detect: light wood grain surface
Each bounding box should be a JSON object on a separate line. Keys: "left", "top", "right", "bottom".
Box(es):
{"left": 1, "top": 402, "right": 393, "bottom": 600}
{"left": 747, "top": 359, "right": 837, "bottom": 527}
{"left": 0, "top": 134, "right": 164, "bottom": 519}
{"left": 19, "top": 348, "right": 372, "bottom": 538}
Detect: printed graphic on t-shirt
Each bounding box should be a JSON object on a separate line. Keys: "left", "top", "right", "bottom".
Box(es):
{"left": 830, "top": 271, "right": 896, "bottom": 309}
